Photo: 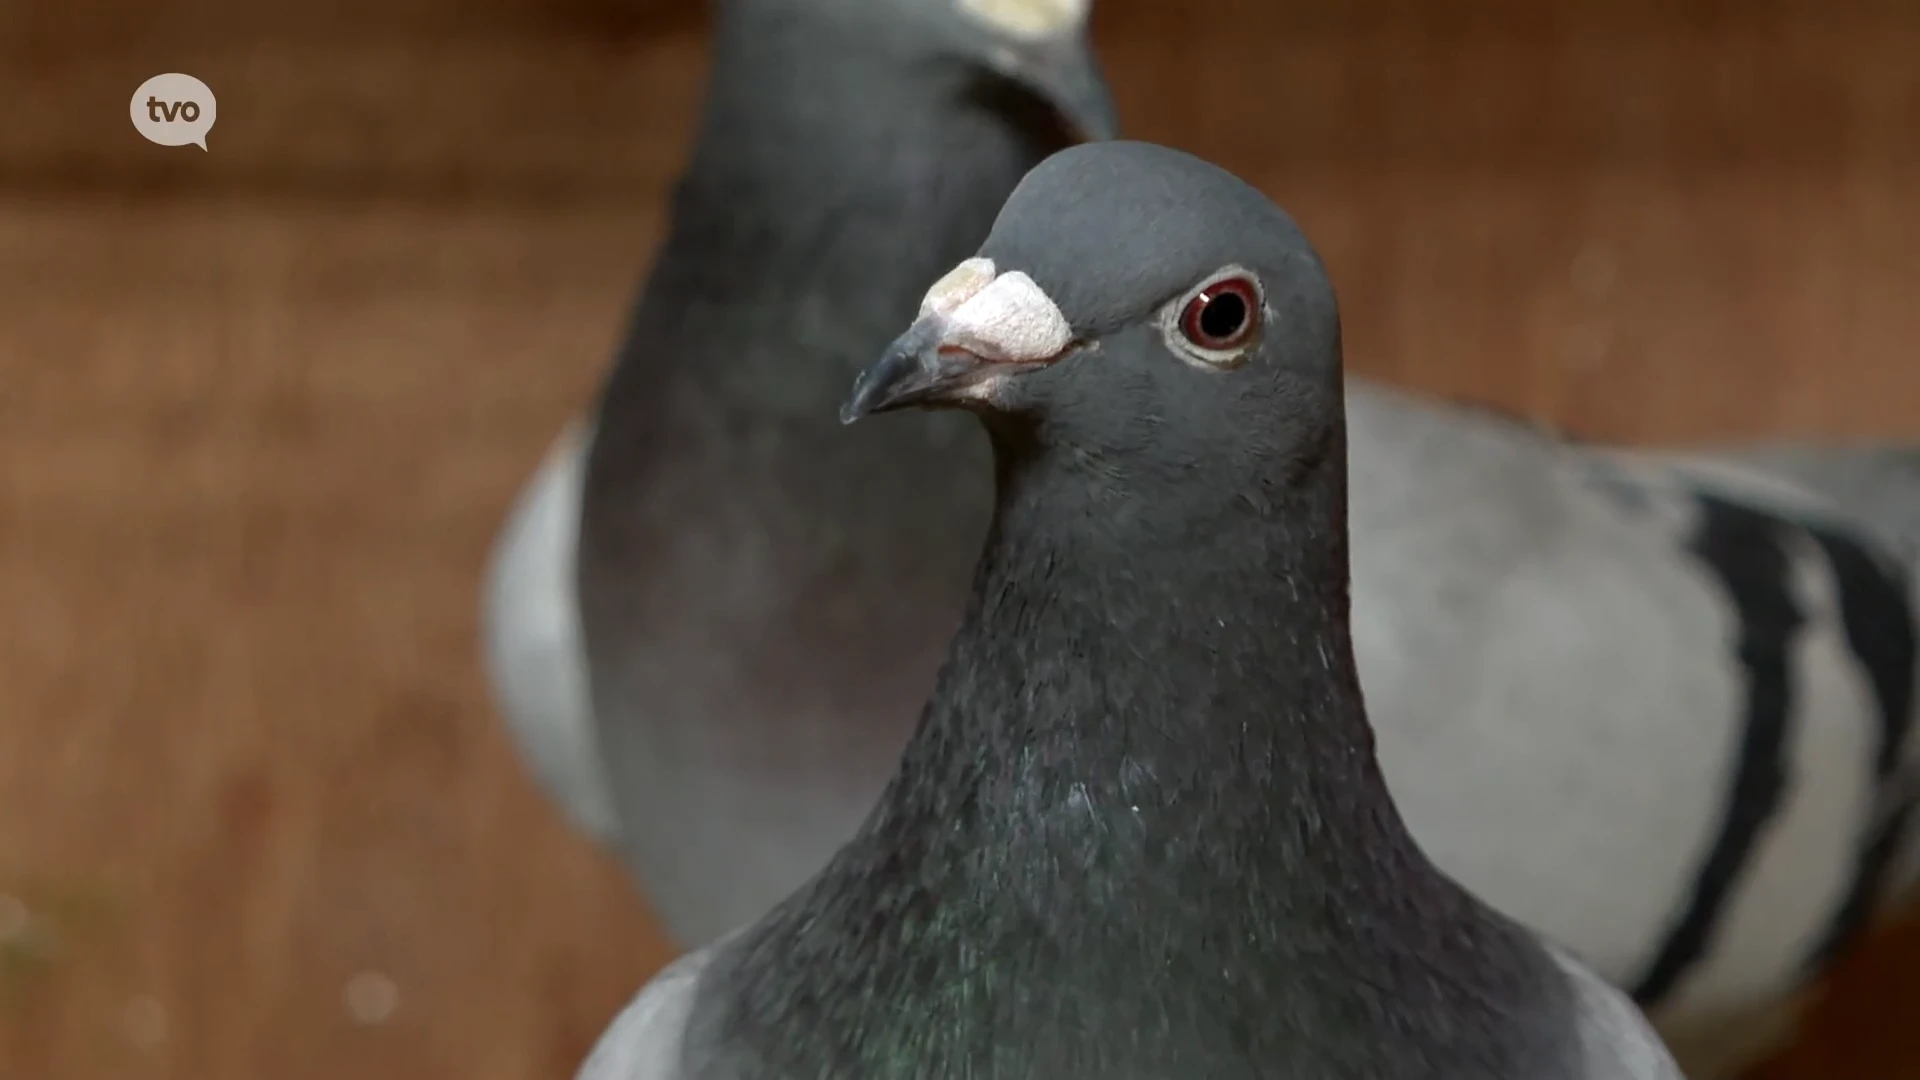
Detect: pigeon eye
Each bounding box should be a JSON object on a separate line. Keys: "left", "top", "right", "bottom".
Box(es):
{"left": 1165, "top": 272, "right": 1262, "bottom": 368}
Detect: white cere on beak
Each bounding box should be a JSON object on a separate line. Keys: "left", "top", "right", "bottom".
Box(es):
{"left": 941, "top": 271, "right": 1073, "bottom": 364}
{"left": 917, "top": 257, "right": 997, "bottom": 319}
{"left": 957, "top": 0, "right": 1089, "bottom": 41}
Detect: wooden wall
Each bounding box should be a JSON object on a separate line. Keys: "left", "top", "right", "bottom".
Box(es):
{"left": 0, "top": 1, "right": 1915, "bottom": 1077}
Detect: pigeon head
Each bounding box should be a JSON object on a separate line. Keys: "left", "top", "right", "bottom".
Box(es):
{"left": 739, "top": 0, "right": 1115, "bottom": 143}
{"left": 842, "top": 140, "right": 1341, "bottom": 482}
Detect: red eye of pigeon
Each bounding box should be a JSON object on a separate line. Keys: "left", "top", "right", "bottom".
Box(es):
{"left": 1179, "top": 276, "right": 1259, "bottom": 351}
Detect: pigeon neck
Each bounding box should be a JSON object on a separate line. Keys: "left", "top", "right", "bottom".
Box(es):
{"left": 925, "top": 414, "right": 1417, "bottom": 879}
{"left": 687, "top": 416, "right": 1552, "bottom": 1078}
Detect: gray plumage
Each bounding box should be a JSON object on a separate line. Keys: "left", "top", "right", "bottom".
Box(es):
{"left": 580, "top": 0, "right": 1112, "bottom": 921}
{"left": 571, "top": 139, "right": 1684, "bottom": 1080}
{"left": 479, "top": 2, "right": 1920, "bottom": 1075}
{"left": 484, "top": 0, "right": 1111, "bottom": 871}
{"left": 572, "top": 940, "right": 1685, "bottom": 1080}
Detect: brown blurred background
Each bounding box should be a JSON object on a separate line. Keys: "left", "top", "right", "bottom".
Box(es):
{"left": 1, "top": 1, "right": 1917, "bottom": 1077}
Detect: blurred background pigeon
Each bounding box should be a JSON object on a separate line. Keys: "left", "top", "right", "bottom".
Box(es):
{"left": 486, "top": 0, "right": 1112, "bottom": 907}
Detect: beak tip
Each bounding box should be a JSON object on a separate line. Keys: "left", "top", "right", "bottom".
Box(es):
{"left": 839, "top": 375, "right": 882, "bottom": 425}
{"left": 844, "top": 325, "right": 940, "bottom": 425}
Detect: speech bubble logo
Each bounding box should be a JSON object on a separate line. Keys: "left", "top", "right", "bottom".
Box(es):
{"left": 130, "top": 73, "right": 216, "bottom": 151}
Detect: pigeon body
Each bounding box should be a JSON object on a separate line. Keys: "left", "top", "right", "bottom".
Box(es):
{"left": 479, "top": 4, "right": 1920, "bottom": 1073}
{"left": 488, "top": 297, "right": 1920, "bottom": 1078}
{"left": 573, "top": 140, "right": 1683, "bottom": 1080}
{"left": 490, "top": 337, "right": 1920, "bottom": 1070}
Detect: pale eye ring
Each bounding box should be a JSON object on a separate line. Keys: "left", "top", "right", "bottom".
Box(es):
{"left": 1162, "top": 269, "right": 1264, "bottom": 368}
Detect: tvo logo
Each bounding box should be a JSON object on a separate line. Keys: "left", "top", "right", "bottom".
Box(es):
{"left": 130, "top": 73, "right": 216, "bottom": 151}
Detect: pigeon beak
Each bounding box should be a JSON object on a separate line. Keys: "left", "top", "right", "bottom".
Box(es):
{"left": 841, "top": 263, "right": 1077, "bottom": 424}
{"left": 840, "top": 317, "right": 981, "bottom": 423}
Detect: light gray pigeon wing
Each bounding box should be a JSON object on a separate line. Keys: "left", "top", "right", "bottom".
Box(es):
{"left": 1541, "top": 940, "right": 1687, "bottom": 1080}
{"left": 574, "top": 943, "right": 719, "bottom": 1080}
{"left": 480, "top": 418, "right": 619, "bottom": 844}
{"left": 1344, "top": 382, "right": 1920, "bottom": 1079}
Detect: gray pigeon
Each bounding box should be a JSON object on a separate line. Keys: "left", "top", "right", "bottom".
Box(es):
{"left": 481, "top": 4, "right": 1920, "bottom": 1076}
{"left": 570, "top": 140, "right": 1686, "bottom": 1080}
{"left": 481, "top": 0, "right": 1112, "bottom": 848}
